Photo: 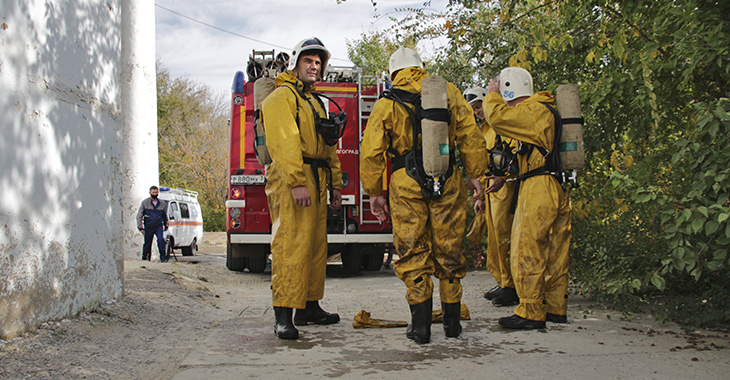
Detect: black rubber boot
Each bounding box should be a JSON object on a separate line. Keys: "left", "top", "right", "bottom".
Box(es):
{"left": 492, "top": 287, "right": 519, "bottom": 306}
{"left": 546, "top": 313, "right": 568, "bottom": 323}
{"left": 274, "top": 307, "right": 299, "bottom": 339}
{"left": 406, "top": 298, "right": 432, "bottom": 344}
{"left": 294, "top": 301, "right": 340, "bottom": 326}
{"left": 483, "top": 285, "right": 503, "bottom": 300}
{"left": 498, "top": 314, "right": 546, "bottom": 330}
{"left": 442, "top": 302, "right": 462, "bottom": 338}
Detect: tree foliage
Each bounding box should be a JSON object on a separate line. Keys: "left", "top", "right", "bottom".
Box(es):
{"left": 157, "top": 62, "right": 229, "bottom": 231}
{"left": 350, "top": 0, "right": 730, "bottom": 326}
{"left": 346, "top": 32, "right": 411, "bottom": 80}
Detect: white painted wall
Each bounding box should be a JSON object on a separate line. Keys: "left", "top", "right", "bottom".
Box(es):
{"left": 0, "top": 0, "right": 156, "bottom": 338}
{"left": 122, "top": 0, "right": 160, "bottom": 260}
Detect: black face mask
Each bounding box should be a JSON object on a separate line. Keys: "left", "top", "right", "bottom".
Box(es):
{"left": 150, "top": 194, "right": 158, "bottom": 200}
{"left": 488, "top": 136, "right": 519, "bottom": 177}
{"left": 316, "top": 110, "right": 347, "bottom": 146}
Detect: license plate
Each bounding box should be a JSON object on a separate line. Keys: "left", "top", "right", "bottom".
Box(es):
{"left": 230, "top": 175, "right": 266, "bottom": 185}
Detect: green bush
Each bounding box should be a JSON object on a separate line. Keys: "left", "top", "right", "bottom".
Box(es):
{"left": 201, "top": 205, "right": 225, "bottom": 232}
{"left": 570, "top": 98, "right": 730, "bottom": 328}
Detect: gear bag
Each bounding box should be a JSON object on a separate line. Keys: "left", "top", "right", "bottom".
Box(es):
{"left": 253, "top": 77, "right": 276, "bottom": 165}
{"left": 382, "top": 85, "right": 454, "bottom": 200}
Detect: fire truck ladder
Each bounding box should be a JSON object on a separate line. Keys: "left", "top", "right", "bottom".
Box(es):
{"left": 321, "top": 66, "right": 388, "bottom": 228}
{"left": 357, "top": 71, "right": 387, "bottom": 226}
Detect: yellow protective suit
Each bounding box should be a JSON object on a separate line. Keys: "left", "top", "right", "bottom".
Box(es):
{"left": 360, "top": 67, "right": 488, "bottom": 305}
{"left": 480, "top": 121, "right": 518, "bottom": 290}
{"left": 262, "top": 71, "right": 343, "bottom": 309}
{"left": 485, "top": 91, "right": 572, "bottom": 321}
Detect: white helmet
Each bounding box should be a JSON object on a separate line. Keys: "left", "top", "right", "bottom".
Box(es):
{"left": 288, "top": 37, "right": 330, "bottom": 80}
{"left": 499, "top": 67, "right": 533, "bottom": 101}
{"left": 463, "top": 87, "right": 487, "bottom": 106}
{"left": 388, "top": 46, "right": 423, "bottom": 79}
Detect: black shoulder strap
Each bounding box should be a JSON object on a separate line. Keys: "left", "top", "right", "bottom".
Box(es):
{"left": 381, "top": 88, "right": 421, "bottom": 105}
{"left": 291, "top": 83, "right": 326, "bottom": 125}
{"left": 381, "top": 88, "right": 422, "bottom": 158}
{"left": 312, "top": 92, "right": 343, "bottom": 113}
{"left": 540, "top": 102, "right": 563, "bottom": 173}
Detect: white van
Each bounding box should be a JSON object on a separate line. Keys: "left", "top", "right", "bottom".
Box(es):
{"left": 159, "top": 187, "right": 204, "bottom": 257}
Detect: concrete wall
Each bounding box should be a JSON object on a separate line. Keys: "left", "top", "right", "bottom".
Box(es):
{"left": 0, "top": 0, "right": 126, "bottom": 338}
{"left": 121, "top": 0, "right": 159, "bottom": 260}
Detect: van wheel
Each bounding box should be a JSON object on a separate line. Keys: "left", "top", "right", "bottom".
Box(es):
{"left": 226, "top": 243, "right": 246, "bottom": 272}
{"left": 181, "top": 239, "right": 196, "bottom": 256}
{"left": 247, "top": 256, "right": 267, "bottom": 273}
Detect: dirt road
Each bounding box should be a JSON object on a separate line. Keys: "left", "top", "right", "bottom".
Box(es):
{"left": 1, "top": 233, "right": 728, "bottom": 379}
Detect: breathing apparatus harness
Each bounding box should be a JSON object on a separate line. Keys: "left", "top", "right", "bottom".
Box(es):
{"left": 285, "top": 81, "right": 348, "bottom": 146}
{"left": 381, "top": 88, "right": 455, "bottom": 200}
{"left": 283, "top": 81, "right": 347, "bottom": 204}
{"left": 507, "top": 102, "right": 572, "bottom": 214}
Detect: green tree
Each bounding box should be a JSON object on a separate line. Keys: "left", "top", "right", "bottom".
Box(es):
{"left": 157, "top": 61, "right": 229, "bottom": 231}
{"left": 346, "top": 31, "right": 421, "bottom": 82}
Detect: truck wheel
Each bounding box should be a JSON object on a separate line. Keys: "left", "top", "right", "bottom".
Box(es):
{"left": 181, "top": 239, "right": 197, "bottom": 256}
{"left": 361, "top": 252, "right": 384, "bottom": 271}
{"left": 341, "top": 247, "right": 363, "bottom": 273}
{"left": 247, "top": 256, "right": 267, "bottom": 273}
{"left": 226, "top": 243, "right": 246, "bottom": 272}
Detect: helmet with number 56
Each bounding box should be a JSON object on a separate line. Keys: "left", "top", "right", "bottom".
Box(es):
{"left": 499, "top": 67, "right": 533, "bottom": 101}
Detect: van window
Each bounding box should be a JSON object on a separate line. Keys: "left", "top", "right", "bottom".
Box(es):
{"left": 169, "top": 202, "right": 178, "bottom": 217}
{"left": 180, "top": 203, "right": 190, "bottom": 219}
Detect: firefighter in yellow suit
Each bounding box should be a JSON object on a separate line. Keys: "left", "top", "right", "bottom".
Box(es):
{"left": 360, "top": 47, "right": 488, "bottom": 343}
{"left": 463, "top": 87, "right": 520, "bottom": 307}
{"left": 261, "top": 37, "right": 343, "bottom": 340}
{"left": 484, "top": 67, "right": 572, "bottom": 329}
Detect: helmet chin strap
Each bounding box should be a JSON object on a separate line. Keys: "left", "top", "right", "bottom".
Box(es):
{"left": 292, "top": 74, "right": 306, "bottom": 91}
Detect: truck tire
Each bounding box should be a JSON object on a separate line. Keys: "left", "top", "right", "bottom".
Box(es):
{"left": 226, "top": 243, "right": 246, "bottom": 272}
{"left": 361, "top": 252, "right": 384, "bottom": 271}
{"left": 358, "top": 244, "right": 384, "bottom": 271}
{"left": 181, "top": 239, "right": 197, "bottom": 256}
{"left": 340, "top": 246, "right": 363, "bottom": 273}
{"left": 247, "top": 256, "right": 267, "bottom": 273}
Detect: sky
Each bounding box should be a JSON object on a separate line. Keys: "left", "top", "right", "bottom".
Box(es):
{"left": 154, "top": 0, "right": 450, "bottom": 97}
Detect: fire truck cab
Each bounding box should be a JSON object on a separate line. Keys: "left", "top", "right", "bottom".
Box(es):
{"left": 226, "top": 50, "right": 392, "bottom": 274}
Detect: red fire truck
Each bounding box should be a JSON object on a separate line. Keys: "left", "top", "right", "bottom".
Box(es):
{"left": 226, "top": 50, "right": 392, "bottom": 273}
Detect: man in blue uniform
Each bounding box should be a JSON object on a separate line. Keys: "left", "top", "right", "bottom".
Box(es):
{"left": 136, "top": 186, "right": 169, "bottom": 261}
